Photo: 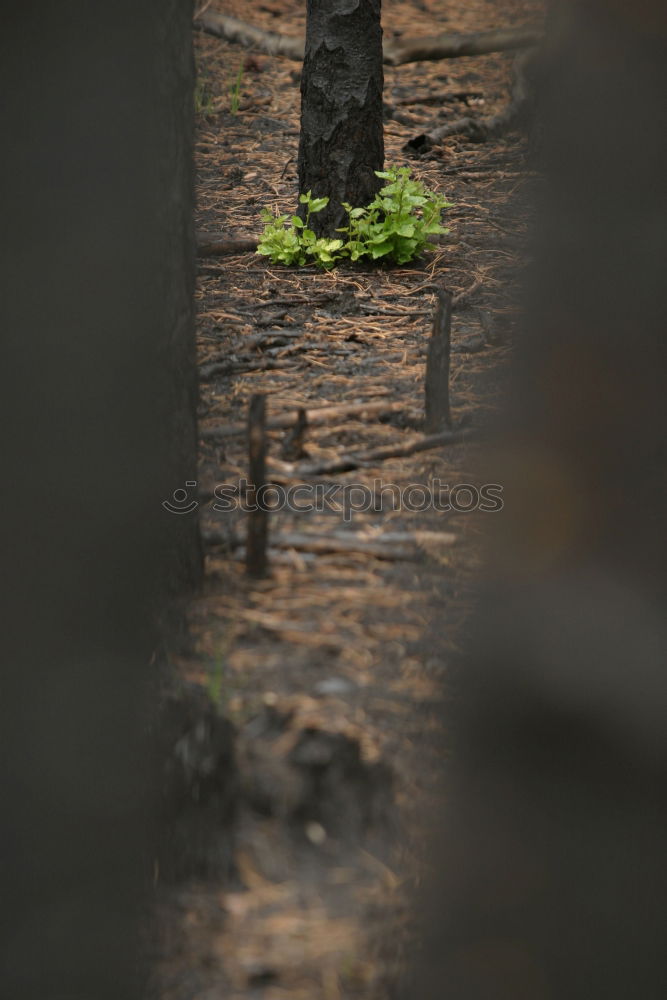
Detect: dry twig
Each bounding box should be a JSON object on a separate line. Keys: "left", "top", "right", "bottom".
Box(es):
{"left": 246, "top": 394, "right": 268, "bottom": 576}
{"left": 424, "top": 288, "right": 452, "bottom": 432}
{"left": 278, "top": 427, "right": 475, "bottom": 477}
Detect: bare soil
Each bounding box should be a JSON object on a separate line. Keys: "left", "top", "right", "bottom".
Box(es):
{"left": 153, "top": 1, "right": 540, "bottom": 997}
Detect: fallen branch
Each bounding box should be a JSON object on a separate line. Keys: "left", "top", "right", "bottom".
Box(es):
{"left": 405, "top": 49, "right": 536, "bottom": 153}
{"left": 204, "top": 528, "right": 458, "bottom": 561}
{"left": 263, "top": 532, "right": 420, "bottom": 560}
{"left": 236, "top": 329, "right": 303, "bottom": 351}
{"left": 395, "top": 278, "right": 482, "bottom": 308}
{"left": 245, "top": 296, "right": 317, "bottom": 309}
{"left": 197, "top": 232, "right": 258, "bottom": 256}
{"left": 201, "top": 399, "right": 406, "bottom": 441}
{"left": 195, "top": 10, "right": 305, "bottom": 60}
{"left": 395, "top": 90, "right": 484, "bottom": 106}
{"left": 195, "top": 11, "right": 542, "bottom": 67}
{"left": 384, "top": 25, "right": 542, "bottom": 65}
{"left": 246, "top": 394, "right": 268, "bottom": 577}
{"left": 453, "top": 276, "right": 485, "bottom": 309}
{"left": 280, "top": 427, "right": 475, "bottom": 477}
{"left": 271, "top": 530, "right": 457, "bottom": 560}
{"left": 199, "top": 358, "right": 298, "bottom": 381}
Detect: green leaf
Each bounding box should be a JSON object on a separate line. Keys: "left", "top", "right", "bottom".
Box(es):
{"left": 291, "top": 215, "right": 304, "bottom": 228}
{"left": 368, "top": 230, "right": 393, "bottom": 244}
{"left": 308, "top": 197, "right": 329, "bottom": 213}
{"left": 370, "top": 242, "right": 394, "bottom": 259}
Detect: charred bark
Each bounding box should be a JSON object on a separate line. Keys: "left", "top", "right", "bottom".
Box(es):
{"left": 297, "top": 0, "right": 384, "bottom": 237}
{"left": 0, "top": 1, "right": 200, "bottom": 996}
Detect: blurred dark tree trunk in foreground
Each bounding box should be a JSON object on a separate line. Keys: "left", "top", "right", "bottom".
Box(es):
{"left": 298, "top": 0, "right": 384, "bottom": 236}
{"left": 416, "top": 2, "right": 667, "bottom": 998}
{"left": 0, "top": 1, "right": 199, "bottom": 997}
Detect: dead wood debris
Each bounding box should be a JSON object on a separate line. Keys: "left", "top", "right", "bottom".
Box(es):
{"left": 405, "top": 48, "right": 536, "bottom": 153}
{"left": 383, "top": 25, "right": 542, "bottom": 65}
{"left": 200, "top": 358, "right": 299, "bottom": 380}
{"left": 424, "top": 288, "right": 452, "bottom": 432}
{"left": 195, "top": 10, "right": 542, "bottom": 67}
{"left": 246, "top": 393, "right": 269, "bottom": 577}
{"left": 204, "top": 528, "right": 458, "bottom": 562}
{"left": 280, "top": 407, "right": 309, "bottom": 461}
{"left": 195, "top": 11, "right": 305, "bottom": 60}
{"left": 275, "top": 426, "right": 475, "bottom": 477}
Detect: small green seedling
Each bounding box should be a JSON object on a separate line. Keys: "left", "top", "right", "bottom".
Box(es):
{"left": 257, "top": 166, "right": 452, "bottom": 269}
{"left": 257, "top": 190, "right": 344, "bottom": 268}
{"left": 229, "top": 62, "right": 244, "bottom": 115}
{"left": 206, "top": 654, "right": 226, "bottom": 712}
{"left": 339, "top": 166, "right": 452, "bottom": 264}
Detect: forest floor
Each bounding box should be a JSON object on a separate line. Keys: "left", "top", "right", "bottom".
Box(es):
{"left": 154, "top": 0, "right": 540, "bottom": 997}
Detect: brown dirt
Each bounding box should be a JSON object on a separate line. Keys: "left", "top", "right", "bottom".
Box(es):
{"left": 153, "top": 1, "right": 541, "bottom": 997}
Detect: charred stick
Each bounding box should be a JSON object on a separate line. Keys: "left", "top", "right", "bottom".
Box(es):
{"left": 424, "top": 287, "right": 453, "bottom": 432}
{"left": 281, "top": 407, "right": 308, "bottom": 461}
{"left": 246, "top": 394, "right": 268, "bottom": 577}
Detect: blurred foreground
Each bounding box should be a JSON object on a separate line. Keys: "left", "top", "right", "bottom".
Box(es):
{"left": 417, "top": 3, "right": 667, "bottom": 997}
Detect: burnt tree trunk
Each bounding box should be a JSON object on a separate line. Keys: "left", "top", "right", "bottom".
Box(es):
{"left": 298, "top": 0, "right": 384, "bottom": 237}
{"left": 415, "top": 2, "right": 667, "bottom": 998}
{"left": 0, "top": 0, "right": 200, "bottom": 996}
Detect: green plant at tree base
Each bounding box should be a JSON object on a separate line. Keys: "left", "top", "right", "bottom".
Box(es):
{"left": 256, "top": 166, "right": 452, "bottom": 269}
{"left": 229, "top": 62, "right": 244, "bottom": 115}
{"left": 341, "top": 166, "right": 452, "bottom": 263}
{"left": 257, "top": 191, "right": 344, "bottom": 267}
